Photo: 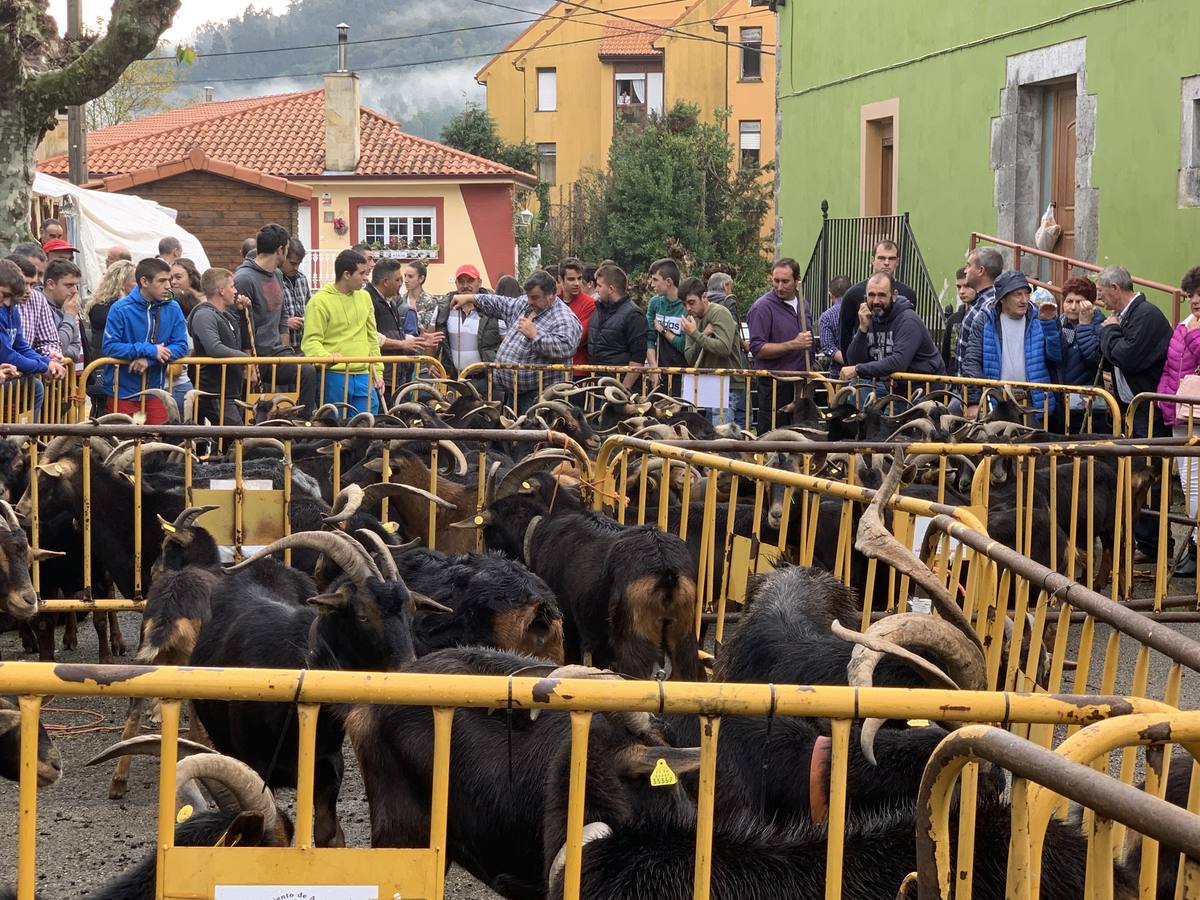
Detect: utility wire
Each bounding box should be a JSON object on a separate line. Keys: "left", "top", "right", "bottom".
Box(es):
{"left": 141, "top": 0, "right": 701, "bottom": 62}
{"left": 122, "top": 8, "right": 770, "bottom": 85}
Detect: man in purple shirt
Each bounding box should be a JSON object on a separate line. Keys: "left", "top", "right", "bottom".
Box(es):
{"left": 746, "top": 257, "right": 814, "bottom": 431}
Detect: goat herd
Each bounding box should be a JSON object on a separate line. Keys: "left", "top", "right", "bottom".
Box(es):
{"left": 0, "top": 374, "right": 1184, "bottom": 899}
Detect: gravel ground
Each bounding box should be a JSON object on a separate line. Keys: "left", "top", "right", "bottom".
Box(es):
{"left": 1, "top": 570, "right": 1198, "bottom": 898}
{"left": 0, "top": 612, "right": 500, "bottom": 900}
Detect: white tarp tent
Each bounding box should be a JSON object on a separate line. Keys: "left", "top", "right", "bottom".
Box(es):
{"left": 32, "top": 172, "right": 209, "bottom": 294}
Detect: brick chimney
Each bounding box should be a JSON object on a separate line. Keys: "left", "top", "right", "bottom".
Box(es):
{"left": 323, "top": 23, "right": 360, "bottom": 173}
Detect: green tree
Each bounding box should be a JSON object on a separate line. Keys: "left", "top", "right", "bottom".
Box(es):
{"left": 85, "top": 50, "right": 198, "bottom": 131}
{"left": 0, "top": 0, "right": 180, "bottom": 245}
{"left": 573, "top": 102, "right": 771, "bottom": 306}
{"left": 440, "top": 103, "right": 535, "bottom": 174}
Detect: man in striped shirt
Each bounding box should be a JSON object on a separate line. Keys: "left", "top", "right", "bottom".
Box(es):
{"left": 451, "top": 269, "right": 581, "bottom": 413}
{"left": 7, "top": 247, "right": 62, "bottom": 359}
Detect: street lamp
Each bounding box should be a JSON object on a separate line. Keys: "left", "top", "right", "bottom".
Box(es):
{"left": 518, "top": 208, "right": 534, "bottom": 228}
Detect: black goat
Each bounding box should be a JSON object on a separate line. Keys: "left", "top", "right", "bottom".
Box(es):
{"left": 344, "top": 647, "right": 701, "bottom": 900}
{"left": 0, "top": 696, "right": 61, "bottom": 787}
{"left": 190, "top": 530, "right": 430, "bottom": 847}
{"left": 548, "top": 802, "right": 1130, "bottom": 900}
{"left": 481, "top": 494, "right": 700, "bottom": 680}
{"left": 395, "top": 546, "right": 565, "bottom": 662}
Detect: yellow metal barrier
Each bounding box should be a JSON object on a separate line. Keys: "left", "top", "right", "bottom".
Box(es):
{"left": 1, "top": 661, "right": 1194, "bottom": 900}
{"left": 74, "top": 356, "right": 449, "bottom": 423}
{"left": 0, "top": 364, "right": 81, "bottom": 426}
{"left": 13, "top": 423, "right": 590, "bottom": 618}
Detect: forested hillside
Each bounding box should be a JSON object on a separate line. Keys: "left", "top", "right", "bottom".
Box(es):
{"left": 179, "top": 0, "right": 551, "bottom": 138}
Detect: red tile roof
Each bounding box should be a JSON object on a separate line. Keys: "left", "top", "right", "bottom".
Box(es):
{"left": 599, "top": 20, "right": 668, "bottom": 58}
{"left": 39, "top": 89, "right": 535, "bottom": 185}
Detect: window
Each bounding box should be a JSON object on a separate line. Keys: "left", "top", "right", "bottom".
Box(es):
{"left": 860, "top": 99, "right": 899, "bottom": 217}
{"left": 360, "top": 206, "right": 437, "bottom": 249}
{"left": 1181, "top": 76, "right": 1200, "bottom": 207}
{"left": 537, "top": 143, "right": 557, "bottom": 185}
{"left": 739, "top": 120, "right": 761, "bottom": 170}
{"left": 740, "top": 27, "right": 762, "bottom": 81}
{"left": 615, "top": 70, "right": 663, "bottom": 126}
{"left": 537, "top": 68, "right": 557, "bottom": 112}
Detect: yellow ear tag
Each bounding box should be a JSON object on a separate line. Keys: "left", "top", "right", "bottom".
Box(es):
{"left": 161, "top": 522, "right": 177, "bottom": 534}
{"left": 907, "top": 718, "right": 931, "bottom": 727}
{"left": 474, "top": 515, "right": 485, "bottom": 526}
{"left": 382, "top": 521, "right": 399, "bottom": 534}
{"left": 305, "top": 421, "right": 312, "bottom": 427}
{"left": 650, "top": 757, "right": 678, "bottom": 787}
{"left": 51, "top": 464, "right": 63, "bottom": 475}
{"left": 176, "top": 804, "right": 194, "bottom": 824}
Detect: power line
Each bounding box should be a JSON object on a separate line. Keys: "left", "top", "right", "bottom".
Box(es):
{"left": 122, "top": 7, "right": 771, "bottom": 85}
{"left": 140, "top": 0, "right": 694, "bottom": 62}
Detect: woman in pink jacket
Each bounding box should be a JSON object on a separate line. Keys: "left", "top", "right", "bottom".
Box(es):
{"left": 1157, "top": 266, "right": 1200, "bottom": 576}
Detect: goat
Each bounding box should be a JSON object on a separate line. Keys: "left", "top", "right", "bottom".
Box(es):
{"left": 478, "top": 494, "right": 700, "bottom": 680}
{"left": 0, "top": 696, "right": 61, "bottom": 787}
{"left": 344, "top": 648, "right": 701, "bottom": 900}
{"left": 189, "top": 529, "right": 441, "bottom": 847}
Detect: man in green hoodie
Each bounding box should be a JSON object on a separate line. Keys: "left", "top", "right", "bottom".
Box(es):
{"left": 680, "top": 276, "right": 745, "bottom": 425}
{"left": 301, "top": 249, "right": 383, "bottom": 414}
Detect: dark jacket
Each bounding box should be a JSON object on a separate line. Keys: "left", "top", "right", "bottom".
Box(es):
{"left": 1099, "top": 294, "right": 1173, "bottom": 402}
{"left": 434, "top": 292, "right": 502, "bottom": 378}
{"left": 1055, "top": 311, "right": 1105, "bottom": 387}
{"left": 941, "top": 304, "right": 968, "bottom": 373}
{"left": 0, "top": 304, "right": 49, "bottom": 374}
{"left": 367, "top": 283, "right": 417, "bottom": 357}
{"left": 589, "top": 296, "right": 646, "bottom": 367}
{"left": 187, "top": 302, "right": 246, "bottom": 396}
{"left": 233, "top": 257, "right": 287, "bottom": 354}
{"left": 845, "top": 297, "right": 946, "bottom": 379}
{"left": 838, "top": 278, "right": 918, "bottom": 356}
{"left": 971, "top": 305, "right": 1063, "bottom": 414}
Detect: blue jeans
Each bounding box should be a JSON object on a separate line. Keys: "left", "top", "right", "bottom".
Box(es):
{"left": 321, "top": 371, "right": 381, "bottom": 415}
{"left": 32, "top": 377, "right": 44, "bottom": 422}
{"left": 714, "top": 388, "right": 748, "bottom": 427}
{"left": 172, "top": 376, "right": 193, "bottom": 420}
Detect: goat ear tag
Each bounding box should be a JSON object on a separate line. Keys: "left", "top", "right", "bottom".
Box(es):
{"left": 650, "top": 757, "right": 678, "bottom": 787}
{"left": 161, "top": 522, "right": 176, "bottom": 534}
{"left": 382, "top": 521, "right": 399, "bottom": 534}
{"left": 176, "top": 804, "right": 194, "bottom": 824}
{"left": 906, "top": 719, "right": 931, "bottom": 727}
{"left": 474, "top": 515, "right": 485, "bottom": 526}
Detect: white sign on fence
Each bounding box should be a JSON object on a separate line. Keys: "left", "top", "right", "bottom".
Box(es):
{"left": 215, "top": 887, "right": 378, "bottom": 900}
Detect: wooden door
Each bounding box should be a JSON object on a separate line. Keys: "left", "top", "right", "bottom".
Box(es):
{"left": 1049, "top": 82, "right": 1077, "bottom": 258}
{"left": 880, "top": 137, "right": 894, "bottom": 216}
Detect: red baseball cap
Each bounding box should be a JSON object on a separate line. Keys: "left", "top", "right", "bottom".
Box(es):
{"left": 454, "top": 264, "right": 481, "bottom": 281}
{"left": 41, "top": 238, "right": 79, "bottom": 254}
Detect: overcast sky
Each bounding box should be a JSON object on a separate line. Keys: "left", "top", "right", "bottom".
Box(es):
{"left": 46, "top": 0, "right": 291, "bottom": 43}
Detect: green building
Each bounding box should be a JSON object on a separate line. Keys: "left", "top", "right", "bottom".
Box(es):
{"left": 774, "top": 0, "right": 1200, "bottom": 310}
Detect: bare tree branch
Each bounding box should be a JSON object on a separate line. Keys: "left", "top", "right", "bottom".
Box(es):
{"left": 25, "top": 0, "right": 180, "bottom": 117}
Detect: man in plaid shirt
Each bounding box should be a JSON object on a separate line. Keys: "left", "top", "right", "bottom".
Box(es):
{"left": 279, "top": 239, "right": 311, "bottom": 348}
{"left": 451, "top": 269, "right": 581, "bottom": 412}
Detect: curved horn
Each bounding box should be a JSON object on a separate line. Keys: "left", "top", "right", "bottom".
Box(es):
{"left": 392, "top": 382, "right": 444, "bottom": 404}
{"left": 353, "top": 528, "right": 400, "bottom": 581}
{"left": 603, "top": 385, "right": 632, "bottom": 405}
{"left": 175, "top": 753, "right": 278, "bottom": 834}
{"left": 236, "top": 437, "right": 288, "bottom": 454}
{"left": 129, "top": 388, "right": 181, "bottom": 424}
{"left": 436, "top": 440, "right": 468, "bottom": 477}
{"left": 103, "top": 441, "right": 195, "bottom": 470}
{"left": 90, "top": 413, "right": 135, "bottom": 425}
{"left": 169, "top": 505, "right": 219, "bottom": 531}
{"left": 885, "top": 418, "right": 939, "bottom": 442}
{"left": 360, "top": 481, "right": 458, "bottom": 511}
{"left": 85, "top": 735, "right": 215, "bottom": 767}
{"left": 225, "top": 530, "right": 380, "bottom": 584}
{"left": 756, "top": 428, "right": 813, "bottom": 443}
{"left": 347, "top": 411, "right": 375, "bottom": 428}
{"left": 496, "top": 449, "right": 577, "bottom": 500}
{"left": 0, "top": 500, "right": 20, "bottom": 531}
{"left": 323, "top": 484, "right": 365, "bottom": 525}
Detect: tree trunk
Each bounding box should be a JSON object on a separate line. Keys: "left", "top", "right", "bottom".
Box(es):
{"left": 0, "top": 98, "right": 43, "bottom": 247}
{"left": 0, "top": 0, "right": 181, "bottom": 245}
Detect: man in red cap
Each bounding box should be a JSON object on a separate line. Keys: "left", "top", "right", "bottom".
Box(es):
{"left": 41, "top": 238, "right": 79, "bottom": 262}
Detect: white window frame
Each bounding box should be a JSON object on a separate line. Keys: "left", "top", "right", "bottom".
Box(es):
{"left": 537, "top": 68, "right": 557, "bottom": 112}
{"left": 359, "top": 206, "right": 437, "bottom": 249}
{"left": 614, "top": 70, "right": 663, "bottom": 118}
{"left": 536, "top": 143, "right": 557, "bottom": 185}
{"left": 740, "top": 27, "right": 763, "bottom": 81}
{"left": 739, "top": 120, "right": 762, "bottom": 169}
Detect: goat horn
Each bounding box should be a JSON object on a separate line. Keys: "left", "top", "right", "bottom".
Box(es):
{"left": 602, "top": 386, "right": 631, "bottom": 404}
{"left": 496, "top": 450, "right": 577, "bottom": 500}
{"left": 360, "top": 481, "right": 458, "bottom": 511}
{"left": 41, "top": 434, "right": 82, "bottom": 461}
{"left": 0, "top": 500, "right": 20, "bottom": 532}
{"left": 854, "top": 450, "right": 980, "bottom": 650}
{"left": 129, "top": 388, "right": 181, "bottom": 424}
{"left": 436, "top": 440, "right": 468, "bottom": 477}
{"left": 90, "top": 413, "right": 135, "bottom": 425}
{"left": 756, "top": 428, "right": 812, "bottom": 443}
{"left": 225, "top": 530, "right": 380, "bottom": 584}
{"left": 352, "top": 528, "right": 400, "bottom": 580}
{"left": 103, "top": 441, "right": 195, "bottom": 470}
{"left": 169, "top": 505, "right": 219, "bottom": 531}
{"left": 347, "top": 412, "right": 375, "bottom": 428}
{"left": 886, "top": 418, "right": 938, "bottom": 442}
{"left": 323, "top": 484, "right": 365, "bottom": 524}
{"left": 85, "top": 734, "right": 215, "bottom": 767}
{"left": 175, "top": 753, "right": 278, "bottom": 834}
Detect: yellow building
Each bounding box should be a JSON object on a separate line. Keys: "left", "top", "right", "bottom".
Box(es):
{"left": 477, "top": 0, "right": 776, "bottom": 217}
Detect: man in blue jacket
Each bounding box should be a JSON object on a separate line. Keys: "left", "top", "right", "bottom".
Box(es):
{"left": 101, "top": 257, "right": 188, "bottom": 424}
{"left": 0, "top": 258, "right": 65, "bottom": 420}
{"left": 961, "top": 270, "right": 1061, "bottom": 418}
